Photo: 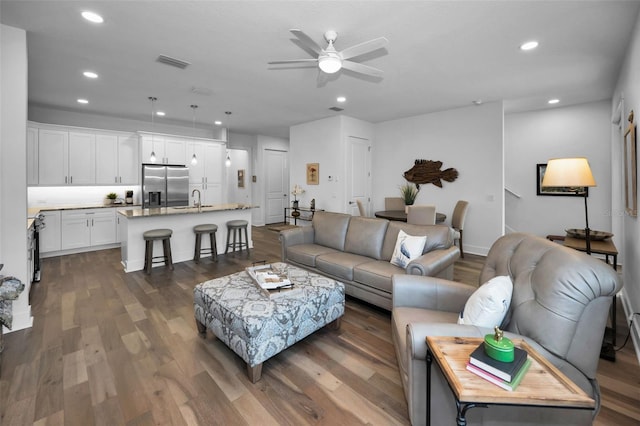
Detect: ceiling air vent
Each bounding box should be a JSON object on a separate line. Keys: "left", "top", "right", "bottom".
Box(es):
{"left": 329, "top": 106, "right": 344, "bottom": 112}
{"left": 156, "top": 55, "right": 191, "bottom": 69}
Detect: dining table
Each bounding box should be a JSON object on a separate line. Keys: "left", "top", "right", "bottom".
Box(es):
{"left": 374, "top": 210, "right": 446, "bottom": 224}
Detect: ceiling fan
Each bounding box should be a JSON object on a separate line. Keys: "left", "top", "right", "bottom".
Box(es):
{"left": 269, "top": 29, "right": 388, "bottom": 78}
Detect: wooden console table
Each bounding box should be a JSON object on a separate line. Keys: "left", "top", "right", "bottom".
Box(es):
{"left": 425, "top": 336, "right": 594, "bottom": 425}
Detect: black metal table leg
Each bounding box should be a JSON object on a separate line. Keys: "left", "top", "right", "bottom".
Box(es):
{"left": 426, "top": 349, "right": 432, "bottom": 426}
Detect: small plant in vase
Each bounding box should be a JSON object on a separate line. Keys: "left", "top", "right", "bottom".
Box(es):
{"left": 291, "top": 184, "right": 305, "bottom": 210}
{"left": 105, "top": 192, "right": 118, "bottom": 205}
{"left": 399, "top": 182, "right": 419, "bottom": 211}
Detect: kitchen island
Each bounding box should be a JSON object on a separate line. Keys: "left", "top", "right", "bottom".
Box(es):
{"left": 118, "top": 203, "right": 254, "bottom": 272}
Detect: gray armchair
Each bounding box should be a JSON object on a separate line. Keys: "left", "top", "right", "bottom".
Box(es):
{"left": 392, "top": 233, "right": 621, "bottom": 425}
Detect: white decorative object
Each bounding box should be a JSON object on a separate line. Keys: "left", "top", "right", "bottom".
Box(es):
{"left": 390, "top": 230, "right": 427, "bottom": 268}
{"left": 458, "top": 276, "right": 513, "bottom": 327}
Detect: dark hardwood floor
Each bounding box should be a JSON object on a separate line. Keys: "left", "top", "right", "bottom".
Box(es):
{"left": 0, "top": 226, "right": 638, "bottom": 425}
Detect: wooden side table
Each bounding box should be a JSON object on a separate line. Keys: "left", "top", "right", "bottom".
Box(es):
{"left": 425, "top": 336, "right": 594, "bottom": 425}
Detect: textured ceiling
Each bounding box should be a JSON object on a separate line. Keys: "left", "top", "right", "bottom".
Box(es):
{"left": 2, "top": 1, "right": 639, "bottom": 138}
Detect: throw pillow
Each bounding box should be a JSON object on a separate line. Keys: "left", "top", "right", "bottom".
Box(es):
{"left": 390, "top": 230, "right": 427, "bottom": 268}
{"left": 458, "top": 275, "right": 513, "bottom": 328}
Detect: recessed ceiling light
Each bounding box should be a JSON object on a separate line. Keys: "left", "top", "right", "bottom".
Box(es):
{"left": 77, "top": 99, "right": 89, "bottom": 104}
{"left": 472, "top": 99, "right": 483, "bottom": 105}
{"left": 520, "top": 41, "right": 539, "bottom": 51}
{"left": 214, "top": 121, "right": 222, "bottom": 126}
{"left": 336, "top": 96, "right": 346, "bottom": 103}
{"left": 81, "top": 11, "right": 104, "bottom": 24}
{"left": 156, "top": 111, "right": 165, "bottom": 116}
{"left": 83, "top": 71, "right": 98, "bottom": 79}
{"left": 548, "top": 98, "right": 560, "bottom": 104}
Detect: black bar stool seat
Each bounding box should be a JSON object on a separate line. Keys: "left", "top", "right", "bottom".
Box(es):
{"left": 225, "top": 220, "right": 249, "bottom": 255}
{"left": 194, "top": 224, "right": 218, "bottom": 262}
{"left": 143, "top": 228, "right": 173, "bottom": 274}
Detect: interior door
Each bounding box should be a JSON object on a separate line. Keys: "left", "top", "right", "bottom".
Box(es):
{"left": 346, "top": 136, "right": 371, "bottom": 216}
{"left": 265, "top": 149, "right": 289, "bottom": 224}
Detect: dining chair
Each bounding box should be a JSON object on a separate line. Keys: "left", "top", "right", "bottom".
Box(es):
{"left": 452, "top": 200, "right": 469, "bottom": 257}
{"left": 385, "top": 197, "right": 405, "bottom": 211}
{"left": 356, "top": 199, "right": 366, "bottom": 216}
{"left": 406, "top": 205, "right": 436, "bottom": 225}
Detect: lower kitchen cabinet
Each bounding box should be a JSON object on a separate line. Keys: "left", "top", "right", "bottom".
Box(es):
{"left": 39, "top": 211, "right": 61, "bottom": 253}
{"left": 61, "top": 209, "right": 116, "bottom": 250}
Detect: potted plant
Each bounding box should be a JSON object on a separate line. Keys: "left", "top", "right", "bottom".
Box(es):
{"left": 399, "top": 182, "right": 419, "bottom": 209}
{"left": 291, "top": 184, "right": 305, "bottom": 209}
{"left": 105, "top": 192, "right": 118, "bottom": 205}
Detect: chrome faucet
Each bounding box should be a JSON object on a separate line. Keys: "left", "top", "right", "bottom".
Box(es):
{"left": 192, "top": 188, "right": 201, "bottom": 212}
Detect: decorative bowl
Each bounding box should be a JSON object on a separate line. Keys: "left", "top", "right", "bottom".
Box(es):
{"left": 484, "top": 333, "right": 514, "bottom": 362}
{"left": 565, "top": 229, "right": 613, "bottom": 241}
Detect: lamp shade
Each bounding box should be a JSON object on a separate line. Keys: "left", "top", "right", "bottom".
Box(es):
{"left": 542, "top": 157, "right": 596, "bottom": 188}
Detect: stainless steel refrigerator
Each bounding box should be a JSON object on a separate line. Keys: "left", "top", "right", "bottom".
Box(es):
{"left": 142, "top": 164, "right": 190, "bottom": 208}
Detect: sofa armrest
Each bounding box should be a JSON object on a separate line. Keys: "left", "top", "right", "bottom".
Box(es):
{"left": 407, "top": 323, "right": 484, "bottom": 361}
{"left": 279, "top": 226, "right": 315, "bottom": 261}
{"left": 406, "top": 246, "right": 460, "bottom": 276}
{"left": 392, "top": 274, "right": 476, "bottom": 312}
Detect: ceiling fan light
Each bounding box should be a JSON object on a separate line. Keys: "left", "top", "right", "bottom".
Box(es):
{"left": 318, "top": 56, "right": 342, "bottom": 74}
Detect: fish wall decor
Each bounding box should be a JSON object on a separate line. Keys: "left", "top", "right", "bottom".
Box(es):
{"left": 403, "top": 159, "right": 458, "bottom": 189}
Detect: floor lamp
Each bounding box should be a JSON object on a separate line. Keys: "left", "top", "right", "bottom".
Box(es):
{"left": 541, "top": 158, "right": 596, "bottom": 254}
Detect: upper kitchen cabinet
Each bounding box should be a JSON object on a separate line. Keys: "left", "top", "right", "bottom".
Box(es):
{"left": 186, "top": 141, "right": 225, "bottom": 204}
{"left": 27, "top": 127, "right": 38, "bottom": 185}
{"left": 68, "top": 131, "right": 96, "bottom": 184}
{"left": 140, "top": 133, "right": 186, "bottom": 165}
{"left": 95, "top": 133, "right": 139, "bottom": 184}
{"left": 38, "top": 128, "right": 69, "bottom": 185}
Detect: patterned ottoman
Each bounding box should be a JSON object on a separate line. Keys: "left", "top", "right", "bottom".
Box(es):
{"left": 193, "top": 262, "right": 345, "bottom": 382}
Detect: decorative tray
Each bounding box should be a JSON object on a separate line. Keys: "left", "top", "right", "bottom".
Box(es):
{"left": 245, "top": 264, "right": 293, "bottom": 291}
{"left": 565, "top": 228, "right": 613, "bottom": 241}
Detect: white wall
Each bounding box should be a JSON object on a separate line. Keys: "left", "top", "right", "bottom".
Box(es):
{"left": 1, "top": 25, "right": 33, "bottom": 332}
{"left": 613, "top": 9, "right": 640, "bottom": 358}
{"left": 290, "top": 116, "right": 344, "bottom": 213}
{"left": 504, "top": 101, "right": 613, "bottom": 240}
{"left": 225, "top": 149, "right": 250, "bottom": 204}
{"left": 374, "top": 102, "right": 505, "bottom": 255}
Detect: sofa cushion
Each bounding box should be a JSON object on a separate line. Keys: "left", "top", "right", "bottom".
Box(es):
{"left": 344, "top": 217, "right": 389, "bottom": 260}
{"left": 312, "top": 211, "right": 351, "bottom": 251}
{"left": 390, "top": 230, "right": 427, "bottom": 268}
{"left": 457, "top": 275, "right": 513, "bottom": 328}
{"left": 353, "top": 260, "right": 405, "bottom": 293}
{"left": 286, "top": 244, "right": 340, "bottom": 268}
{"left": 381, "top": 222, "right": 453, "bottom": 261}
{"left": 316, "top": 252, "right": 372, "bottom": 282}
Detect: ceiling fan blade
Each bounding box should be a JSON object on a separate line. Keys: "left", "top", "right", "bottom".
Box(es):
{"left": 290, "top": 29, "right": 323, "bottom": 55}
{"left": 268, "top": 59, "right": 318, "bottom": 65}
{"left": 341, "top": 60, "right": 384, "bottom": 78}
{"left": 339, "top": 37, "right": 388, "bottom": 60}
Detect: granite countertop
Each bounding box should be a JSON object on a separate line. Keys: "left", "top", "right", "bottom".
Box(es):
{"left": 27, "top": 203, "right": 141, "bottom": 229}
{"left": 118, "top": 203, "right": 256, "bottom": 218}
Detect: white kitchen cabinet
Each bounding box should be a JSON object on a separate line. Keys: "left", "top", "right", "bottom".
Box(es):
{"left": 141, "top": 133, "right": 185, "bottom": 165}
{"left": 61, "top": 209, "right": 116, "bottom": 250}
{"left": 39, "top": 210, "right": 61, "bottom": 253}
{"left": 118, "top": 134, "right": 139, "bottom": 184}
{"left": 187, "top": 141, "right": 224, "bottom": 204}
{"left": 27, "top": 127, "right": 38, "bottom": 185}
{"left": 95, "top": 133, "right": 118, "bottom": 184}
{"left": 68, "top": 132, "right": 96, "bottom": 184}
{"left": 38, "top": 129, "right": 68, "bottom": 185}
{"left": 95, "top": 133, "right": 138, "bottom": 184}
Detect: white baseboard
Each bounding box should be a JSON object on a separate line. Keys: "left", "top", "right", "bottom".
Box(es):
{"left": 619, "top": 288, "right": 640, "bottom": 364}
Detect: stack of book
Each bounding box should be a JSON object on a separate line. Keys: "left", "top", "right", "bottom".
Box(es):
{"left": 465, "top": 344, "right": 531, "bottom": 391}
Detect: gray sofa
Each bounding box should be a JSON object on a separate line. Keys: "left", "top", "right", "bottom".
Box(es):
{"left": 279, "top": 211, "right": 460, "bottom": 310}
{"left": 392, "top": 233, "right": 622, "bottom": 425}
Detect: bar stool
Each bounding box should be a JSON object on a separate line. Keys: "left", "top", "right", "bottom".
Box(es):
{"left": 143, "top": 228, "right": 174, "bottom": 274}
{"left": 194, "top": 224, "right": 218, "bottom": 262}
{"left": 225, "top": 220, "right": 249, "bottom": 254}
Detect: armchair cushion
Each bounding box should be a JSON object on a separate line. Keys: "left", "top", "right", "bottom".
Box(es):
{"left": 457, "top": 275, "right": 512, "bottom": 328}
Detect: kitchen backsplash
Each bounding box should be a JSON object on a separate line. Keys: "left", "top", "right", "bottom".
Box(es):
{"left": 28, "top": 185, "right": 141, "bottom": 207}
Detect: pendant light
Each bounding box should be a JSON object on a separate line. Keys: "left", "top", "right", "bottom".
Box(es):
{"left": 225, "top": 111, "right": 232, "bottom": 167}
{"left": 190, "top": 104, "right": 198, "bottom": 165}
{"left": 148, "top": 96, "right": 157, "bottom": 162}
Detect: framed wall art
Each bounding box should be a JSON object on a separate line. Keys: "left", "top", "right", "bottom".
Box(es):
{"left": 306, "top": 163, "right": 319, "bottom": 185}
{"left": 624, "top": 110, "right": 637, "bottom": 217}
{"left": 536, "top": 163, "right": 588, "bottom": 197}
{"left": 238, "top": 169, "right": 245, "bottom": 188}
